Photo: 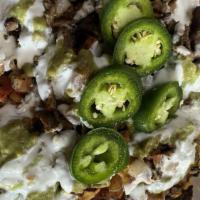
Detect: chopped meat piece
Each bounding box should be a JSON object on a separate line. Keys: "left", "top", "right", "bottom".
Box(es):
{"left": 190, "top": 7, "right": 200, "bottom": 55}
{"left": 151, "top": 0, "right": 172, "bottom": 19}
{"left": 92, "top": 188, "right": 110, "bottom": 200}
{"left": 83, "top": 36, "right": 98, "bottom": 49}
{"left": 168, "top": 0, "right": 177, "bottom": 13}
{"left": 0, "top": 75, "right": 13, "bottom": 103}
{"left": 9, "top": 91, "right": 23, "bottom": 104}
{"left": 109, "top": 174, "right": 124, "bottom": 199}
{"left": 148, "top": 192, "right": 165, "bottom": 200}
{"left": 44, "top": 0, "right": 83, "bottom": 26}
{"left": 0, "top": 63, "right": 5, "bottom": 76}
{"left": 42, "top": 94, "right": 57, "bottom": 111}
{"left": 166, "top": 176, "right": 193, "bottom": 199}
{"left": 4, "top": 18, "right": 20, "bottom": 33}
{"left": 179, "top": 26, "right": 191, "bottom": 50}
{"left": 150, "top": 154, "right": 164, "bottom": 166}
{"left": 33, "top": 111, "right": 62, "bottom": 133}
{"left": 79, "top": 189, "right": 100, "bottom": 200}
{"left": 72, "top": 12, "right": 101, "bottom": 51}
{"left": 10, "top": 74, "right": 33, "bottom": 93}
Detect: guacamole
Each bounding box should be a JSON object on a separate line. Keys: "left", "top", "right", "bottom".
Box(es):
{"left": 0, "top": 120, "right": 37, "bottom": 166}
{"left": 27, "top": 187, "right": 55, "bottom": 200}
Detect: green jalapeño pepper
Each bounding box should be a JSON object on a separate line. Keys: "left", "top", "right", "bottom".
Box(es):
{"left": 79, "top": 65, "right": 142, "bottom": 127}
{"left": 134, "top": 82, "right": 183, "bottom": 133}
{"left": 70, "top": 128, "right": 129, "bottom": 184}
{"left": 100, "top": 0, "right": 153, "bottom": 45}
{"left": 113, "top": 18, "right": 172, "bottom": 76}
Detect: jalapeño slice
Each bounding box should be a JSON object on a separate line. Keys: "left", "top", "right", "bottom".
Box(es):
{"left": 134, "top": 82, "right": 183, "bottom": 133}
{"left": 100, "top": 0, "right": 153, "bottom": 45}
{"left": 113, "top": 18, "right": 172, "bottom": 76}
{"left": 70, "top": 128, "right": 129, "bottom": 184}
{"left": 78, "top": 65, "right": 142, "bottom": 127}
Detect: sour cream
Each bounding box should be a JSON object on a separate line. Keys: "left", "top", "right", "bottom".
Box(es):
{"left": 34, "top": 45, "right": 55, "bottom": 100}
{"left": 0, "top": 0, "right": 52, "bottom": 70}
{"left": 16, "top": 30, "right": 49, "bottom": 67}
{"left": 15, "top": 0, "right": 52, "bottom": 67}
{"left": 0, "top": 130, "right": 77, "bottom": 199}
{"left": 126, "top": 100, "right": 200, "bottom": 199}
{"left": 171, "top": 0, "right": 200, "bottom": 42}
{"left": 0, "top": 91, "right": 40, "bottom": 127}
{"left": 0, "top": 23, "right": 16, "bottom": 71}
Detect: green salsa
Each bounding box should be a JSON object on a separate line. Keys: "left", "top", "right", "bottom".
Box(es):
{"left": 0, "top": 120, "right": 37, "bottom": 166}
{"left": 133, "top": 123, "right": 194, "bottom": 158}
{"left": 33, "top": 17, "right": 47, "bottom": 32}
{"left": 9, "top": 0, "right": 35, "bottom": 24}
{"left": 27, "top": 187, "right": 55, "bottom": 200}
{"left": 47, "top": 39, "right": 76, "bottom": 78}
{"left": 9, "top": 0, "right": 48, "bottom": 42}
{"left": 182, "top": 58, "right": 200, "bottom": 85}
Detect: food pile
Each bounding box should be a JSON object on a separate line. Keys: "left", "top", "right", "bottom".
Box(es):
{"left": 0, "top": 0, "right": 200, "bottom": 200}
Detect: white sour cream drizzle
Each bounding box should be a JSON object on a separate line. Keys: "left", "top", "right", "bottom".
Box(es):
{"left": 171, "top": 0, "right": 200, "bottom": 43}
{"left": 0, "top": 0, "right": 19, "bottom": 71}
{"left": 58, "top": 104, "right": 81, "bottom": 126}
{"left": 34, "top": 32, "right": 110, "bottom": 102}
{"left": 0, "top": 0, "right": 52, "bottom": 70}
{"left": 51, "top": 65, "right": 77, "bottom": 99}
{"left": 1, "top": 0, "right": 200, "bottom": 199}
{"left": 0, "top": 131, "right": 77, "bottom": 200}
{"left": 16, "top": 30, "right": 48, "bottom": 68}
{"left": 34, "top": 43, "right": 81, "bottom": 101}
{"left": 126, "top": 101, "right": 200, "bottom": 199}
{"left": 0, "top": 89, "right": 76, "bottom": 200}
{"left": 34, "top": 45, "right": 55, "bottom": 100}
{"left": 51, "top": 41, "right": 110, "bottom": 102}
{"left": 23, "top": 0, "right": 45, "bottom": 32}
{"left": 0, "top": 23, "right": 16, "bottom": 71}
{"left": 0, "top": 91, "right": 40, "bottom": 127}
{"left": 142, "top": 59, "right": 200, "bottom": 99}
{"left": 171, "top": 0, "right": 197, "bottom": 27}
{"left": 15, "top": 0, "right": 52, "bottom": 67}
{"left": 73, "top": 0, "right": 96, "bottom": 22}
{"left": 89, "top": 41, "right": 110, "bottom": 69}
{"left": 0, "top": 0, "right": 19, "bottom": 20}
{"left": 0, "top": 91, "right": 78, "bottom": 199}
